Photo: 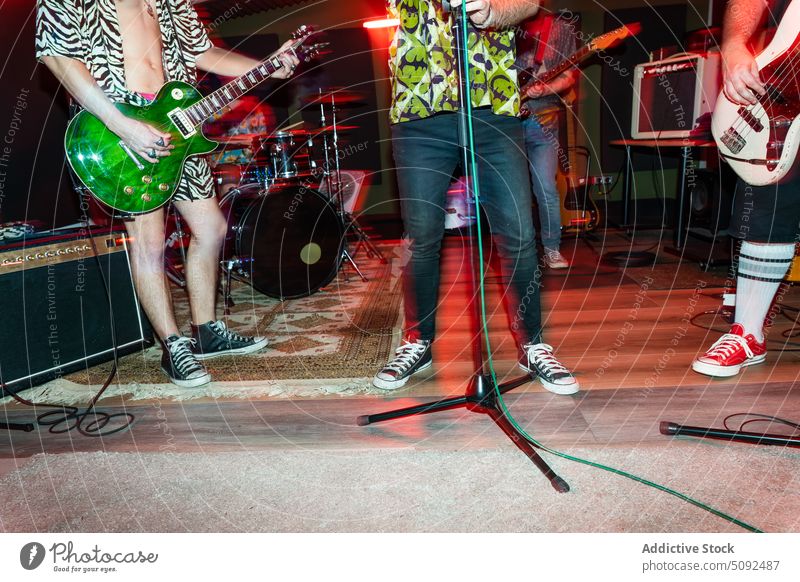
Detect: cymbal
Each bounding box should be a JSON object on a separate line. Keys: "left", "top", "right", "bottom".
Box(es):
{"left": 316, "top": 124, "right": 359, "bottom": 133}
{"left": 214, "top": 134, "right": 260, "bottom": 149}
{"left": 257, "top": 129, "right": 314, "bottom": 140}
{"left": 302, "top": 89, "right": 366, "bottom": 106}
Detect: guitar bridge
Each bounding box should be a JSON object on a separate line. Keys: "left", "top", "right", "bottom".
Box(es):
{"left": 720, "top": 127, "right": 746, "bottom": 154}
{"left": 168, "top": 108, "right": 196, "bottom": 139}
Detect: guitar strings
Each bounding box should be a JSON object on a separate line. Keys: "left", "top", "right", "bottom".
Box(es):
{"left": 722, "top": 46, "right": 800, "bottom": 152}
{"left": 719, "top": 21, "right": 800, "bottom": 143}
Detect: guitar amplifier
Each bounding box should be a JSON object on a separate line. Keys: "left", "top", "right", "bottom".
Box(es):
{"left": 631, "top": 51, "right": 721, "bottom": 139}
{"left": 0, "top": 229, "right": 153, "bottom": 394}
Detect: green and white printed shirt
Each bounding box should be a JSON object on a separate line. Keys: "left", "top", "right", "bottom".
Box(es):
{"left": 388, "top": 0, "right": 520, "bottom": 124}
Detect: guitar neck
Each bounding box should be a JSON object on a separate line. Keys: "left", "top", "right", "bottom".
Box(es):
{"left": 538, "top": 46, "right": 591, "bottom": 86}
{"left": 522, "top": 25, "right": 637, "bottom": 92}
{"left": 183, "top": 52, "right": 289, "bottom": 125}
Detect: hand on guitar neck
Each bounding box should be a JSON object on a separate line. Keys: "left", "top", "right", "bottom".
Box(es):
{"left": 523, "top": 75, "right": 573, "bottom": 101}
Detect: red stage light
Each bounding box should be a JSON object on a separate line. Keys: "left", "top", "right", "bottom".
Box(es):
{"left": 363, "top": 18, "right": 399, "bottom": 29}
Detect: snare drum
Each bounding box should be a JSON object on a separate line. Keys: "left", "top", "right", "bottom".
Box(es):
{"left": 212, "top": 163, "right": 273, "bottom": 196}
{"left": 220, "top": 183, "right": 344, "bottom": 299}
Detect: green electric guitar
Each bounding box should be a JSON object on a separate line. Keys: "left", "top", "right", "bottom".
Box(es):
{"left": 65, "top": 25, "right": 326, "bottom": 214}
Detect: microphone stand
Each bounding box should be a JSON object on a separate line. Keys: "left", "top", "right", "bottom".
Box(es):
{"left": 357, "top": 5, "right": 569, "bottom": 492}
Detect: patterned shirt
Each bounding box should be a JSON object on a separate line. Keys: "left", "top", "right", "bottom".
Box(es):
{"left": 35, "top": 0, "right": 215, "bottom": 201}
{"left": 388, "top": 0, "right": 520, "bottom": 124}
{"left": 35, "top": 0, "right": 212, "bottom": 107}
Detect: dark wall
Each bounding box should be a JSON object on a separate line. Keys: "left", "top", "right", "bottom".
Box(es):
{"left": 0, "top": 1, "right": 81, "bottom": 228}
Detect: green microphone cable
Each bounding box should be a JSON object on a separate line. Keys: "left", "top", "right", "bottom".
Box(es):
{"left": 457, "top": 3, "right": 761, "bottom": 534}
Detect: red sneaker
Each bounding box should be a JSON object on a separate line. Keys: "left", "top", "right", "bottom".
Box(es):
{"left": 692, "top": 324, "right": 767, "bottom": 378}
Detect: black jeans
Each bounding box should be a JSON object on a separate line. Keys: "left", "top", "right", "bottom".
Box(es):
{"left": 392, "top": 109, "right": 542, "bottom": 344}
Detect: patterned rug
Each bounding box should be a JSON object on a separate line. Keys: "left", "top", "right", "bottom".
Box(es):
{"left": 9, "top": 243, "right": 405, "bottom": 403}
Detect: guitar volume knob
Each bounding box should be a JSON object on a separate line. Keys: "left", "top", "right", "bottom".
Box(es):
{"left": 158, "top": 183, "right": 170, "bottom": 191}
{"left": 124, "top": 186, "right": 134, "bottom": 195}
{"left": 142, "top": 175, "right": 153, "bottom": 184}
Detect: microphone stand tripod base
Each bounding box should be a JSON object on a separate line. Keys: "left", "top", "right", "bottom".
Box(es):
{"left": 358, "top": 371, "right": 571, "bottom": 493}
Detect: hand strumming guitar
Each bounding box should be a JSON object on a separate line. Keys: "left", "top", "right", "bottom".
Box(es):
{"left": 109, "top": 117, "right": 174, "bottom": 164}
{"left": 722, "top": 43, "right": 766, "bottom": 106}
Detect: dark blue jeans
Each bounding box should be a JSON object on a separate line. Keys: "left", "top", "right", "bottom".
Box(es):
{"left": 392, "top": 109, "right": 542, "bottom": 344}
{"left": 523, "top": 111, "right": 562, "bottom": 250}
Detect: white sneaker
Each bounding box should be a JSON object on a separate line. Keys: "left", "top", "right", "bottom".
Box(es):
{"left": 519, "top": 342, "right": 579, "bottom": 395}
{"left": 544, "top": 247, "right": 569, "bottom": 269}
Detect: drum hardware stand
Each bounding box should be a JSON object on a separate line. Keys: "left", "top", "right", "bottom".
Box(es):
{"left": 164, "top": 204, "right": 188, "bottom": 288}
{"left": 340, "top": 246, "right": 367, "bottom": 282}
{"left": 219, "top": 258, "right": 239, "bottom": 315}
{"left": 317, "top": 91, "right": 387, "bottom": 282}
{"left": 356, "top": 5, "right": 569, "bottom": 492}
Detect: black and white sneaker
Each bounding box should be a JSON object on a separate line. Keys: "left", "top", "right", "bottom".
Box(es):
{"left": 519, "top": 342, "right": 579, "bottom": 395}
{"left": 372, "top": 339, "right": 432, "bottom": 390}
{"left": 161, "top": 336, "right": 211, "bottom": 388}
{"left": 192, "top": 320, "right": 268, "bottom": 360}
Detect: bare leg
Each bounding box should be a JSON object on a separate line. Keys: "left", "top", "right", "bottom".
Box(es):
{"left": 125, "top": 208, "right": 180, "bottom": 340}
{"left": 173, "top": 197, "right": 228, "bottom": 325}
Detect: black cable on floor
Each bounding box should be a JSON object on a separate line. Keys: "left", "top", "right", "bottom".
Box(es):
{"left": 3, "top": 362, "right": 133, "bottom": 437}
{"left": 724, "top": 413, "right": 800, "bottom": 437}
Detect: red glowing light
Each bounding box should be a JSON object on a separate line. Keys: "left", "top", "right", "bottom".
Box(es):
{"left": 363, "top": 18, "right": 399, "bottom": 29}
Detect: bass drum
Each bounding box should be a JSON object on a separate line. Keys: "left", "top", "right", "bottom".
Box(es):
{"left": 221, "top": 184, "right": 345, "bottom": 300}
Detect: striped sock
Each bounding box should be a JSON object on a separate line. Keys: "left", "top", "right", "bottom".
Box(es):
{"left": 735, "top": 241, "right": 795, "bottom": 342}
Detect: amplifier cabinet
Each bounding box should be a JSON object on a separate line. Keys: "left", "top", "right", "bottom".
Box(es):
{"left": 631, "top": 51, "right": 721, "bottom": 139}
{"left": 0, "top": 229, "right": 153, "bottom": 394}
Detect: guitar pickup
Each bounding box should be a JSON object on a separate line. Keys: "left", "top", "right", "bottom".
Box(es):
{"left": 763, "top": 84, "right": 787, "bottom": 105}
{"left": 167, "top": 108, "right": 196, "bottom": 139}
{"left": 737, "top": 107, "right": 764, "bottom": 132}
{"left": 720, "top": 127, "right": 746, "bottom": 154}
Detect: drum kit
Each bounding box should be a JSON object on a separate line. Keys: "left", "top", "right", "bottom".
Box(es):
{"left": 164, "top": 89, "right": 385, "bottom": 305}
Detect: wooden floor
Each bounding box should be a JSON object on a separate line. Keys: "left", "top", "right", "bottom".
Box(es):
{"left": 2, "top": 233, "right": 800, "bottom": 460}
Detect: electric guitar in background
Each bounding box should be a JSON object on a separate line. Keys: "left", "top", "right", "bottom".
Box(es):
{"left": 556, "top": 103, "right": 602, "bottom": 235}
{"left": 712, "top": 0, "right": 800, "bottom": 186}
{"left": 65, "top": 26, "right": 327, "bottom": 214}
{"left": 518, "top": 22, "right": 641, "bottom": 118}
{"left": 519, "top": 24, "right": 640, "bottom": 234}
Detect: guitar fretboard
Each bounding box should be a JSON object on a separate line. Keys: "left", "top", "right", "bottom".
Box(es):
{"left": 541, "top": 47, "right": 590, "bottom": 84}
{"left": 183, "top": 53, "right": 288, "bottom": 126}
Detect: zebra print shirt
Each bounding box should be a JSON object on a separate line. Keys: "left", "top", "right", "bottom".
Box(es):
{"left": 35, "top": 0, "right": 216, "bottom": 202}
